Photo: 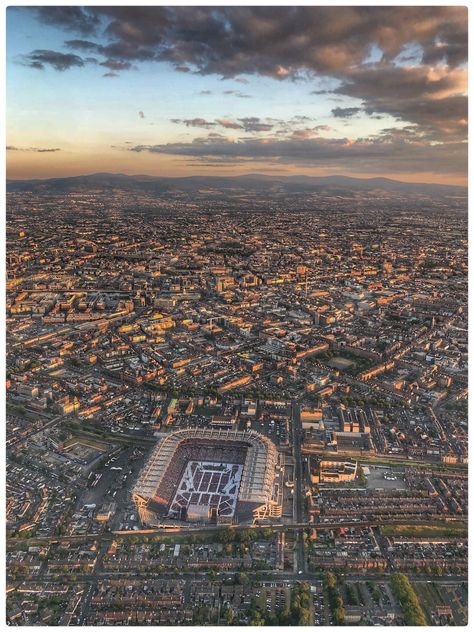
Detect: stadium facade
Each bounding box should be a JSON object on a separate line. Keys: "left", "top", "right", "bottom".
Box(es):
{"left": 132, "top": 428, "right": 282, "bottom": 525}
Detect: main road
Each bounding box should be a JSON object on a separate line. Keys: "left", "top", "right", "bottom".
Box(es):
{"left": 291, "top": 400, "right": 306, "bottom": 574}
{"left": 7, "top": 566, "right": 466, "bottom": 586}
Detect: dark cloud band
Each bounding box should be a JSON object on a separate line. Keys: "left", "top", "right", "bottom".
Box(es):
{"left": 126, "top": 133, "right": 466, "bottom": 176}
{"left": 7, "top": 146, "right": 61, "bottom": 152}
{"left": 33, "top": 6, "right": 466, "bottom": 77}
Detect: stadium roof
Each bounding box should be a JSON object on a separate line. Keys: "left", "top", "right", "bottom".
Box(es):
{"left": 132, "top": 427, "right": 277, "bottom": 506}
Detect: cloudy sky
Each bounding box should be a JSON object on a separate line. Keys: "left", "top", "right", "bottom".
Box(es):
{"left": 6, "top": 6, "right": 467, "bottom": 184}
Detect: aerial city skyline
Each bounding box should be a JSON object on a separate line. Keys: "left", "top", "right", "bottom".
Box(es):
{"left": 6, "top": 6, "right": 467, "bottom": 184}
{"left": 6, "top": 5, "right": 468, "bottom": 627}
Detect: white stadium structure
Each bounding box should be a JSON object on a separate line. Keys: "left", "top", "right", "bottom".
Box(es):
{"left": 132, "top": 428, "right": 282, "bottom": 525}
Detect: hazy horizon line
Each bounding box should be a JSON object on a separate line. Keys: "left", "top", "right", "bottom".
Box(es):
{"left": 6, "top": 170, "right": 468, "bottom": 188}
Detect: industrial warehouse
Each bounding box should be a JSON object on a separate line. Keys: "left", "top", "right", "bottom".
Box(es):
{"left": 132, "top": 428, "right": 283, "bottom": 525}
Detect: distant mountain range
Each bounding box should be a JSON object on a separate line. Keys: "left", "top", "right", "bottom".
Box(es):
{"left": 6, "top": 172, "right": 467, "bottom": 198}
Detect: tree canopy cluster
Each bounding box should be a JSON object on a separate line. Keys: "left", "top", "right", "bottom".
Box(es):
{"left": 247, "top": 582, "right": 312, "bottom": 626}
{"left": 390, "top": 573, "right": 427, "bottom": 626}
{"left": 325, "top": 572, "right": 346, "bottom": 625}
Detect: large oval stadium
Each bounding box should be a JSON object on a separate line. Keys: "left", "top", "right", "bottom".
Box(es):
{"left": 132, "top": 428, "right": 282, "bottom": 525}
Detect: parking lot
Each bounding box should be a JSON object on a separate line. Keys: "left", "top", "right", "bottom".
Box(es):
{"left": 365, "top": 466, "right": 406, "bottom": 491}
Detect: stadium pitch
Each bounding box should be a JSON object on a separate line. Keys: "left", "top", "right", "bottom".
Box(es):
{"left": 168, "top": 461, "right": 243, "bottom": 520}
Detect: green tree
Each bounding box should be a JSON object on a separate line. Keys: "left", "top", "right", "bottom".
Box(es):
{"left": 226, "top": 607, "right": 235, "bottom": 625}
{"left": 390, "top": 573, "right": 427, "bottom": 626}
